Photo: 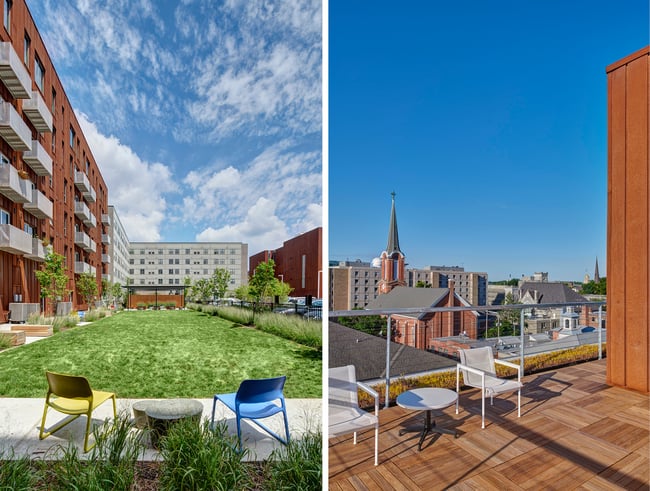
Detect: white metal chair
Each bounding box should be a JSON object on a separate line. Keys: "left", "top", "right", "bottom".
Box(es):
{"left": 328, "top": 365, "right": 379, "bottom": 465}
{"left": 456, "top": 347, "right": 522, "bottom": 428}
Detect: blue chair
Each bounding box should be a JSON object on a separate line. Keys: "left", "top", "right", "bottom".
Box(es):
{"left": 211, "top": 376, "right": 290, "bottom": 450}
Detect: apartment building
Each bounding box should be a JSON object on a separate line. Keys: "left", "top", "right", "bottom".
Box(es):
{"left": 0, "top": 0, "right": 108, "bottom": 313}
{"left": 329, "top": 260, "right": 381, "bottom": 310}
{"left": 106, "top": 205, "right": 129, "bottom": 286}
{"left": 128, "top": 242, "right": 248, "bottom": 291}
{"left": 408, "top": 266, "right": 488, "bottom": 305}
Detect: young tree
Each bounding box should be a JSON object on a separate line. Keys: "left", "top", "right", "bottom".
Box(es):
{"left": 212, "top": 268, "right": 231, "bottom": 302}
{"left": 248, "top": 259, "right": 277, "bottom": 320}
{"left": 34, "top": 248, "right": 70, "bottom": 315}
{"left": 76, "top": 272, "right": 98, "bottom": 309}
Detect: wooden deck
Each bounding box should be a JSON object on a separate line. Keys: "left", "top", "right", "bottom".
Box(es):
{"left": 328, "top": 360, "right": 650, "bottom": 490}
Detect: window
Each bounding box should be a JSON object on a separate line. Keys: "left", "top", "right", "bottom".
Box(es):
{"left": 69, "top": 127, "right": 76, "bottom": 148}
{"left": 51, "top": 126, "right": 56, "bottom": 153}
{"left": 51, "top": 89, "right": 56, "bottom": 115}
{"left": 23, "top": 32, "right": 30, "bottom": 65}
{"left": 3, "top": 0, "right": 11, "bottom": 33}
{"left": 140, "top": 269, "right": 145, "bottom": 275}
{"left": 0, "top": 208, "right": 9, "bottom": 224}
{"left": 34, "top": 55, "right": 44, "bottom": 92}
{"left": 169, "top": 269, "right": 174, "bottom": 274}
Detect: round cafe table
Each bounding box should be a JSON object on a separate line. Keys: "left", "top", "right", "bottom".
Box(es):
{"left": 396, "top": 388, "right": 459, "bottom": 451}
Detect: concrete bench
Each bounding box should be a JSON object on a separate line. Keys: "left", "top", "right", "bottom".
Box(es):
{"left": 0, "top": 330, "right": 25, "bottom": 346}
{"left": 11, "top": 325, "right": 53, "bottom": 337}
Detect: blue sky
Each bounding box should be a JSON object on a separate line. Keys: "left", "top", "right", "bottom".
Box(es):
{"left": 28, "top": 0, "right": 322, "bottom": 255}
{"left": 328, "top": 0, "right": 649, "bottom": 282}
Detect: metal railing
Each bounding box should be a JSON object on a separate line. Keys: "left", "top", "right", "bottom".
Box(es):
{"left": 330, "top": 301, "right": 606, "bottom": 409}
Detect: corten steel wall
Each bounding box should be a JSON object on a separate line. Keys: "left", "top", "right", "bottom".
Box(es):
{"left": 606, "top": 46, "right": 649, "bottom": 393}
{"left": 0, "top": 1, "right": 109, "bottom": 312}
{"left": 249, "top": 227, "right": 322, "bottom": 298}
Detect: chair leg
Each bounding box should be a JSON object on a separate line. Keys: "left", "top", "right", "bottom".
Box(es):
{"left": 353, "top": 431, "right": 357, "bottom": 445}
{"left": 83, "top": 410, "right": 94, "bottom": 453}
{"left": 517, "top": 389, "right": 521, "bottom": 417}
{"left": 282, "top": 409, "right": 290, "bottom": 444}
{"left": 374, "top": 425, "right": 378, "bottom": 466}
{"left": 39, "top": 405, "right": 80, "bottom": 441}
{"left": 210, "top": 397, "right": 218, "bottom": 430}
{"left": 236, "top": 415, "right": 243, "bottom": 452}
{"left": 481, "top": 392, "right": 485, "bottom": 429}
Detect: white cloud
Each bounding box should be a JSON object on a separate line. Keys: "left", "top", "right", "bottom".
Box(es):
{"left": 77, "top": 112, "right": 177, "bottom": 241}
{"left": 196, "top": 197, "right": 289, "bottom": 254}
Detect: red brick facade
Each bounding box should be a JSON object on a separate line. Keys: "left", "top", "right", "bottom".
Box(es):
{"left": 0, "top": 0, "right": 108, "bottom": 314}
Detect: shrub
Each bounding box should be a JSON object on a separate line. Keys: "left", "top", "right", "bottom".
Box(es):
{"left": 263, "top": 431, "right": 322, "bottom": 490}
{"left": 42, "top": 412, "right": 144, "bottom": 490}
{"left": 158, "top": 419, "right": 252, "bottom": 491}
{"left": 255, "top": 312, "right": 322, "bottom": 349}
{"left": 213, "top": 306, "right": 254, "bottom": 325}
{"left": 0, "top": 449, "right": 37, "bottom": 490}
{"left": 0, "top": 333, "right": 12, "bottom": 351}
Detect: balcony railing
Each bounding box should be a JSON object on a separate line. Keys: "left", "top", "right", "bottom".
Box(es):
{"left": 0, "top": 223, "right": 32, "bottom": 254}
{"left": 23, "top": 187, "right": 53, "bottom": 220}
{"left": 0, "top": 101, "right": 31, "bottom": 151}
{"left": 23, "top": 139, "right": 53, "bottom": 176}
{"left": 101, "top": 213, "right": 111, "bottom": 226}
{"left": 24, "top": 237, "right": 46, "bottom": 262}
{"left": 22, "top": 90, "right": 53, "bottom": 133}
{"left": 330, "top": 301, "right": 606, "bottom": 409}
{"left": 0, "top": 163, "right": 30, "bottom": 203}
{"left": 83, "top": 185, "right": 96, "bottom": 203}
{"left": 74, "top": 231, "right": 96, "bottom": 253}
{"left": 74, "top": 261, "right": 96, "bottom": 275}
{"left": 0, "top": 42, "right": 32, "bottom": 99}
{"left": 74, "top": 200, "right": 91, "bottom": 222}
{"left": 74, "top": 171, "right": 90, "bottom": 193}
{"left": 102, "top": 253, "right": 111, "bottom": 264}
{"left": 101, "top": 233, "right": 111, "bottom": 245}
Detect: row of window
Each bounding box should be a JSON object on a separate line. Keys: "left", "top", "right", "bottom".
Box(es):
{"left": 130, "top": 248, "right": 240, "bottom": 255}
{"left": 137, "top": 278, "right": 237, "bottom": 286}
{"left": 130, "top": 268, "right": 238, "bottom": 275}
{"left": 129, "top": 258, "right": 238, "bottom": 265}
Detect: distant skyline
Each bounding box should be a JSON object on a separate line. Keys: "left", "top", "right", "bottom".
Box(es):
{"left": 328, "top": 1, "right": 649, "bottom": 281}
{"left": 28, "top": 0, "right": 321, "bottom": 255}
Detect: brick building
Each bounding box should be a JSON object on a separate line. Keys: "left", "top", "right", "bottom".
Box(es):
{"left": 0, "top": 0, "right": 108, "bottom": 314}
{"left": 249, "top": 227, "right": 322, "bottom": 298}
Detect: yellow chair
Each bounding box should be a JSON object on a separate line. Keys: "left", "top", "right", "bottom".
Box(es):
{"left": 39, "top": 371, "right": 117, "bottom": 452}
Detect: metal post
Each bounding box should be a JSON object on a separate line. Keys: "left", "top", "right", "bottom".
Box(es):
{"left": 598, "top": 305, "right": 603, "bottom": 360}
{"left": 520, "top": 308, "right": 525, "bottom": 375}
{"left": 385, "top": 314, "right": 392, "bottom": 410}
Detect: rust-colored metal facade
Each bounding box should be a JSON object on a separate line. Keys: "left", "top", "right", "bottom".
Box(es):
{"left": 0, "top": 0, "right": 108, "bottom": 314}
{"left": 606, "top": 46, "right": 649, "bottom": 393}
{"left": 249, "top": 227, "right": 322, "bottom": 298}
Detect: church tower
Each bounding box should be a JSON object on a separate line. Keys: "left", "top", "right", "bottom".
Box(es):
{"left": 594, "top": 257, "right": 600, "bottom": 283}
{"left": 378, "top": 192, "right": 406, "bottom": 294}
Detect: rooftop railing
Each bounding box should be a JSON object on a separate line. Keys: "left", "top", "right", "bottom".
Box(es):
{"left": 330, "top": 301, "right": 606, "bottom": 408}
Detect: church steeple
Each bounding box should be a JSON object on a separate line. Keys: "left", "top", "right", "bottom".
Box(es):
{"left": 594, "top": 257, "right": 600, "bottom": 283}
{"left": 385, "top": 191, "right": 402, "bottom": 256}
{"left": 379, "top": 192, "right": 406, "bottom": 294}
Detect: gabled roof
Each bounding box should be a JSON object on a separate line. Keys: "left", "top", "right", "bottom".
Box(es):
{"left": 366, "top": 286, "right": 449, "bottom": 311}
{"left": 328, "top": 321, "right": 454, "bottom": 381}
{"left": 519, "top": 282, "right": 587, "bottom": 304}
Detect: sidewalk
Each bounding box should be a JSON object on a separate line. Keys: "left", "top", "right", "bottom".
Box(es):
{"left": 0, "top": 397, "right": 322, "bottom": 462}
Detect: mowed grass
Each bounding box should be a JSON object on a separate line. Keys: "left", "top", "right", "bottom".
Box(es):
{"left": 0, "top": 310, "right": 321, "bottom": 398}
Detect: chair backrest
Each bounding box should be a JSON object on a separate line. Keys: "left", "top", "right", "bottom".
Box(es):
{"left": 458, "top": 347, "right": 497, "bottom": 387}
{"left": 236, "top": 376, "right": 286, "bottom": 404}
{"left": 328, "top": 365, "right": 359, "bottom": 408}
{"left": 46, "top": 371, "right": 93, "bottom": 399}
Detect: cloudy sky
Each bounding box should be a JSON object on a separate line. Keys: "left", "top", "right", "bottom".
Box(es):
{"left": 28, "top": 0, "right": 322, "bottom": 254}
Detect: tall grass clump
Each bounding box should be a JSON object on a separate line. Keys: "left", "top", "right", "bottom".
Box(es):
{"left": 263, "top": 431, "right": 322, "bottom": 490}
{"left": 0, "top": 333, "right": 12, "bottom": 351}
{"left": 0, "top": 449, "right": 37, "bottom": 490}
{"left": 213, "top": 305, "right": 255, "bottom": 326}
{"left": 158, "top": 419, "right": 252, "bottom": 491}
{"left": 43, "top": 412, "right": 144, "bottom": 491}
{"left": 255, "top": 312, "right": 322, "bottom": 349}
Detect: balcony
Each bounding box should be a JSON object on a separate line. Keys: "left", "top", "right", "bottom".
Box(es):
{"left": 24, "top": 237, "right": 46, "bottom": 262}
{"left": 74, "top": 171, "right": 90, "bottom": 193}
{"left": 22, "top": 90, "right": 53, "bottom": 133}
{"left": 74, "top": 231, "right": 96, "bottom": 253}
{"left": 102, "top": 253, "right": 111, "bottom": 264}
{"left": 83, "top": 184, "right": 96, "bottom": 203}
{"left": 0, "top": 42, "right": 32, "bottom": 99}
{"left": 74, "top": 200, "right": 91, "bottom": 222}
{"left": 0, "top": 223, "right": 32, "bottom": 254}
{"left": 0, "top": 101, "right": 31, "bottom": 151}
{"left": 23, "top": 139, "right": 53, "bottom": 176}
{"left": 0, "top": 164, "right": 30, "bottom": 203}
{"left": 74, "top": 261, "right": 96, "bottom": 275}
{"left": 23, "top": 187, "right": 53, "bottom": 220}
{"left": 329, "top": 359, "right": 649, "bottom": 489}
{"left": 101, "top": 233, "right": 111, "bottom": 245}
{"left": 101, "top": 213, "right": 111, "bottom": 226}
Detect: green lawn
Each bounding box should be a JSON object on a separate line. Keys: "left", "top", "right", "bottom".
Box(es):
{"left": 0, "top": 310, "right": 321, "bottom": 398}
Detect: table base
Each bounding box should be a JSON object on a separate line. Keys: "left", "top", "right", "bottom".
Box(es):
{"left": 399, "top": 409, "right": 459, "bottom": 451}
